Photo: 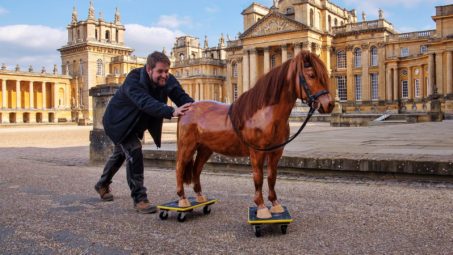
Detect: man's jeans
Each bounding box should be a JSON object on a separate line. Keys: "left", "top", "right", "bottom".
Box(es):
{"left": 97, "top": 134, "right": 147, "bottom": 204}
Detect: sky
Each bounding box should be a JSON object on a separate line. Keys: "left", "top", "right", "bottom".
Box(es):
{"left": 0, "top": 0, "right": 452, "bottom": 72}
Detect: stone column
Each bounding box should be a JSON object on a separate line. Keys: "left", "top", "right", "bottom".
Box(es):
{"left": 242, "top": 49, "right": 250, "bottom": 92}
{"left": 249, "top": 48, "right": 258, "bottom": 88}
{"left": 435, "top": 52, "right": 444, "bottom": 95}
{"left": 2, "top": 79, "right": 6, "bottom": 108}
{"left": 346, "top": 46, "right": 354, "bottom": 101}
{"left": 407, "top": 66, "right": 413, "bottom": 99}
{"left": 53, "top": 83, "right": 58, "bottom": 108}
{"left": 263, "top": 47, "right": 270, "bottom": 74}
{"left": 393, "top": 68, "right": 399, "bottom": 100}
{"left": 30, "top": 81, "right": 34, "bottom": 109}
{"left": 427, "top": 53, "right": 435, "bottom": 96}
{"left": 386, "top": 66, "right": 392, "bottom": 101}
{"left": 281, "top": 44, "right": 288, "bottom": 63}
{"left": 447, "top": 51, "right": 452, "bottom": 95}
{"left": 16, "top": 80, "right": 21, "bottom": 109}
{"left": 419, "top": 66, "right": 425, "bottom": 97}
{"left": 361, "top": 45, "right": 370, "bottom": 100}
{"left": 42, "top": 81, "right": 47, "bottom": 109}
{"left": 226, "top": 60, "right": 232, "bottom": 102}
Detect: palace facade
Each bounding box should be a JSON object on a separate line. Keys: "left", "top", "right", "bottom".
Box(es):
{"left": 1, "top": 0, "right": 452, "bottom": 124}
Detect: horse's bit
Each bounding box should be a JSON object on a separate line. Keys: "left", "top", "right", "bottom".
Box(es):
{"left": 228, "top": 75, "right": 328, "bottom": 152}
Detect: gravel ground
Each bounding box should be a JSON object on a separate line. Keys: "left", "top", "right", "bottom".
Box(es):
{"left": 0, "top": 125, "right": 452, "bottom": 254}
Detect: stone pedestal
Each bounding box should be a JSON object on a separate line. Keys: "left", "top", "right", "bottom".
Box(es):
{"left": 89, "top": 84, "right": 120, "bottom": 162}
{"left": 428, "top": 91, "right": 444, "bottom": 122}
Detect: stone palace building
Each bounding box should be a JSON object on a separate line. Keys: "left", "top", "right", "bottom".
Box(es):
{"left": 1, "top": 0, "right": 452, "bottom": 124}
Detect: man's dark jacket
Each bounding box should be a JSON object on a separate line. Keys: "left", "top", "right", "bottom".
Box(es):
{"left": 103, "top": 66, "right": 194, "bottom": 147}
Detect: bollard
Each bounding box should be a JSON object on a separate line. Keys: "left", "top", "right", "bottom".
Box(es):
{"left": 89, "top": 84, "right": 120, "bottom": 162}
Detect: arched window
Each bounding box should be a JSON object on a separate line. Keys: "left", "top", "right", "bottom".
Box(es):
{"left": 232, "top": 63, "right": 238, "bottom": 77}
{"left": 116, "top": 29, "right": 119, "bottom": 42}
{"left": 354, "top": 48, "right": 362, "bottom": 68}
{"left": 95, "top": 29, "right": 98, "bottom": 40}
{"left": 334, "top": 18, "right": 338, "bottom": 27}
{"left": 310, "top": 9, "right": 314, "bottom": 27}
{"left": 105, "top": 30, "right": 110, "bottom": 41}
{"left": 77, "top": 29, "right": 80, "bottom": 40}
{"left": 337, "top": 50, "right": 346, "bottom": 68}
{"left": 179, "top": 53, "right": 185, "bottom": 61}
{"left": 96, "top": 59, "right": 103, "bottom": 76}
{"left": 370, "top": 46, "right": 378, "bottom": 66}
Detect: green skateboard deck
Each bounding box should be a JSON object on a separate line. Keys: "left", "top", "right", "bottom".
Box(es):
{"left": 248, "top": 206, "right": 293, "bottom": 237}
{"left": 157, "top": 197, "right": 217, "bottom": 222}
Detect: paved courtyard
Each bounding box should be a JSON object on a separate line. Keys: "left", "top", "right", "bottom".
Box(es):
{"left": 0, "top": 125, "right": 452, "bottom": 254}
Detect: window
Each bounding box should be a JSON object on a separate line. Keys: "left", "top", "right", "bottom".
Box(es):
{"left": 354, "top": 48, "right": 362, "bottom": 68}
{"left": 105, "top": 31, "right": 110, "bottom": 41}
{"left": 415, "top": 79, "right": 421, "bottom": 98}
{"left": 337, "top": 76, "right": 347, "bottom": 101}
{"left": 371, "top": 73, "right": 379, "bottom": 100}
{"left": 95, "top": 30, "right": 98, "bottom": 40}
{"left": 337, "top": 51, "right": 346, "bottom": 68}
{"left": 179, "top": 53, "right": 185, "bottom": 61}
{"left": 232, "top": 63, "right": 238, "bottom": 77}
{"left": 96, "top": 59, "right": 103, "bottom": 76}
{"left": 310, "top": 9, "right": 314, "bottom": 27}
{"left": 401, "top": 48, "right": 409, "bottom": 57}
{"left": 79, "top": 60, "right": 83, "bottom": 75}
{"left": 420, "top": 45, "right": 428, "bottom": 54}
{"left": 213, "top": 68, "right": 218, "bottom": 76}
{"left": 370, "top": 46, "right": 378, "bottom": 66}
{"left": 402, "top": 80, "right": 408, "bottom": 98}
{"left": 334, "top": 18, "right": 338, "bottom": 27}
{"left": 328, "top": 16, "right": 331, "bottom": 31}
{"left": 355, "top": 75, "right": 362, "bottom": 101}
{"left": 271, "top": 55, "right": 276, "bottom": 68}
{"left": 233, "top": 83, "right": 238, "bottom": 101}
{"left": 114, "top": 67, "right": 119, "bottom": 75}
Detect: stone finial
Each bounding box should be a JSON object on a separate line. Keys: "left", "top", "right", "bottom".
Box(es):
{"left": 362, "top": 11, "right": 366, "bottom": 21}
{"left": 28, "top": 65, "right": 33, "bottom": 72}
{"left": 99, "top": 11, "right": 104, "bottom": 21}
{"left": 15, "top": 64, "right": 20, "bottom": 72}
{"left": 53, "top": 64, "right": 58, "bottom": 74}
{"left": 379, "top": 9, "right": 384, "bottom": 19}
{"left": 1, "top": 63, "right": 6, "bottom": 70}
{"left": 226, "top": 33, "right": 231, "bottom": 41}
{"left": 162, "top": 47, "right": 167, "bottom": 55}
{"left": 204, "top": 35, "right": 208, "bottom": 48}
{"left": 88, "top": 0, "right": 95, "bottom": 20}
{"left": 114, "top": 7, "right": 121, "bottom": 24}
{"left": 72, "top": 5, "right": 78, "bottom": 24}
{"left": 272, "top": 0, "right": 279, "bottom": 8}
{"left": 41, "top": 66, "right": 46, "bottom": 73}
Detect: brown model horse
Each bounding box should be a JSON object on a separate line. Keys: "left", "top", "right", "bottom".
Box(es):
{"left": 175, "top": 50, "right": 334, "bottom": 219}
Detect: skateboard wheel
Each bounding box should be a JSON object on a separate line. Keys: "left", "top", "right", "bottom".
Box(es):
{"left": 159, "top": 210, "right": 168, "bottom": 220}
{"left": 203, "top": 205, "right": 211, "bottom": 215}
{"left": 177, "top": 212, "right": 186, "bottom": 222}
{"left": 253, "top": 225, "right": 261, "bottom": 237}
{"left": 281, "top": 225, "right": 288, "bottom": 234}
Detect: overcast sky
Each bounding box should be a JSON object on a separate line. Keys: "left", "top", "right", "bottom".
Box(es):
{"left": 0, "top": 0, "right": 452, "bottom": 73}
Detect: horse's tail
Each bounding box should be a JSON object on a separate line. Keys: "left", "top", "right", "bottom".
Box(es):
{"left": 183, "top": 159, "right": 194, "bottom": 185}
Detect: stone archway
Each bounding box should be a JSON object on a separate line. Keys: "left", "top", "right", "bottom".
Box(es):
{"left": 48, "top": 112, "right": 55, "bottom": 123}
{"left": 23, "top": 112, "right": 30, "bottom": 123}
{"left": 9, "top": 113, "right": 16, "bottom": 123}
{"left": 36, "top": 112, "right": 42, "bottom": 123}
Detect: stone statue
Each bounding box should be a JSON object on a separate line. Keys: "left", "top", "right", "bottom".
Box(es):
{"left": 53, "top": 64, "right": 58, "bottom": 74}
{"left": 362, "top": 11, "right": 366, "bottom": 21}
{"left": 379, "top": 9, "right": 384, "bottom": 19}
{"left": 41, "top": 66, "right": 46, "bottom": 73}
{"left": 219, "top": 33, "right": 225, "bottom": 47}
{"left": 1, "top": 63, "right": 6, "bottom": 70}
{"left": 28, "top": 65, "right": 33, "bottom": 72}
{"left": 273, "top": 0, "right": 279, "bottom": 8}
{"left": 204, "top": 35, "right": 208, "bottom": 48}
{"left": 15, "top": 64, "right": 20, "bottom": 72}
{"left": 99, "top": 11, "right": 104, "bottom": 21}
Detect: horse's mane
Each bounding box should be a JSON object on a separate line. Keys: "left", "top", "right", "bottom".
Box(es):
{"left": 230, "top": 50, "right": 329, "bottom": 130}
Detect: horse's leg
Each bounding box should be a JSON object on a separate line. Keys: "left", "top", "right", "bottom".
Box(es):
{"left": 250, "top": 150, "right": 271, "bottom": 219}
{"left": 176, "top": 139, "right": 197, "bottom": 207}
{"left": 268, "top": 149, "right": 285, "bottom": 213}
{"left": 192, "top": 145, "right": 213, "bottom": 203}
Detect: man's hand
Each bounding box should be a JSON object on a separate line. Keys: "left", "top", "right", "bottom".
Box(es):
{"left": 172, "top": 103, "right": 192, "bottom": 117}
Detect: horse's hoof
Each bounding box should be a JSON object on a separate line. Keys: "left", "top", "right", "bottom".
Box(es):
{"left": 270, "top": 204, "right": 284, "bottom": 213}
{"left": 257, "top": 207, "right": 272, "bottom": 219}
{"left": 178, "top": 198, "right": 191, "bottom": 207}
{"left": 196, "top": 195, "right": 207, "bottom": 203}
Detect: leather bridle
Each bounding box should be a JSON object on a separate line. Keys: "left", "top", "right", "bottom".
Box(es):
{"left": 228, "top": 74, "right": 329, "bottom": 152}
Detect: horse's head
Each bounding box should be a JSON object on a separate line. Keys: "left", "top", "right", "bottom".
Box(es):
{"left": 289, "top": 50, "right": 334, "bottom": 113}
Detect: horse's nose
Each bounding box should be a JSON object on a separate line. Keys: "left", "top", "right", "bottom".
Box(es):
{"left": 318, "top": 101, "right": 334, "bottom": 114}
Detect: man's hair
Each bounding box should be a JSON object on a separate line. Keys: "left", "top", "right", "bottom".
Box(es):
{"left": 147, "top": 51, "right": 171, "bottom": 69}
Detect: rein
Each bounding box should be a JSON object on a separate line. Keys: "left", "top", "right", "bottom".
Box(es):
{"left": 228, "top": 75, "right": 329, "bottom": 152}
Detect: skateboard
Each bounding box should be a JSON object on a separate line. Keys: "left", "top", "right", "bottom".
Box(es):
{"left": 157, "top": 197, "right": 218, "bottom": 222}
{"left": 247, "top": 206, "right": 293, "bottom": 237}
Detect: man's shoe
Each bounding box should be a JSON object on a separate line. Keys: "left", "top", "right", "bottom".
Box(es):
{"left": 94, "top": 183, "right": 114, "bottom": 201}
{"left": 134, "top": 200, "right": 157, "bottom": 214}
